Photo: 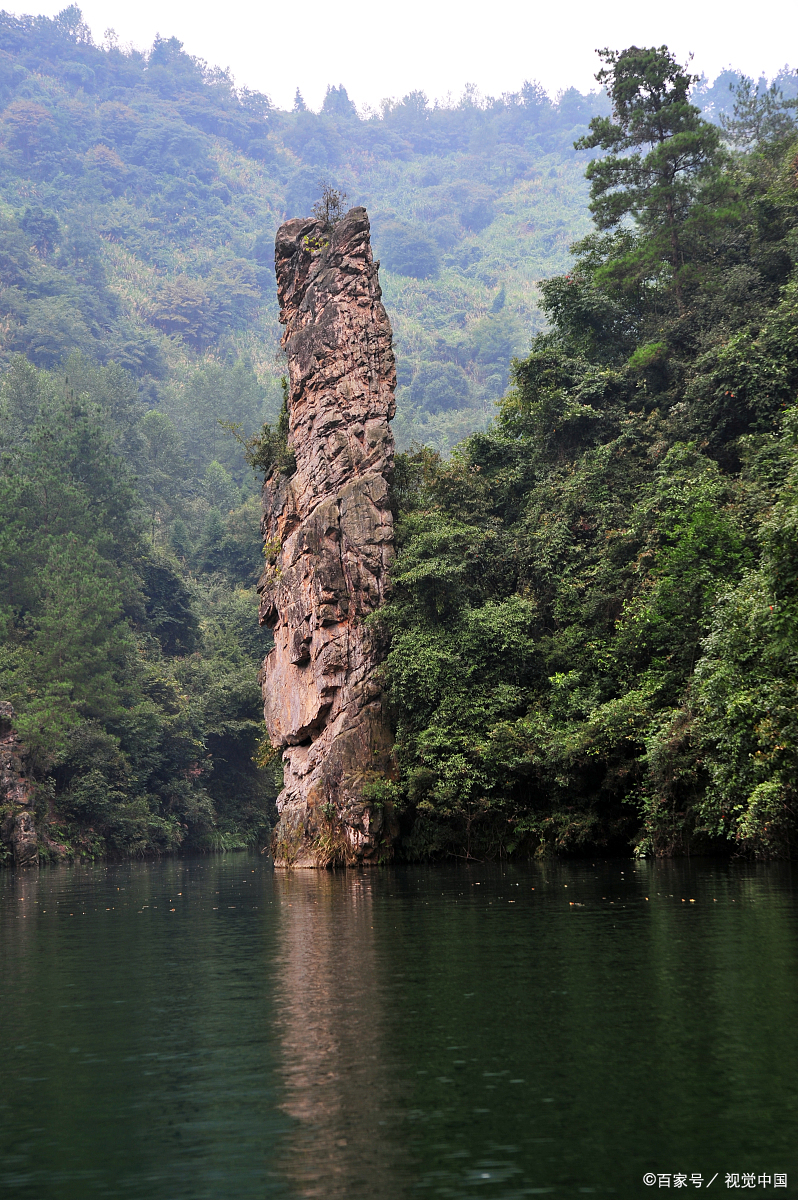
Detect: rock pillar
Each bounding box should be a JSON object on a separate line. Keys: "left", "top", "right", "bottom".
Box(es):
{"left": 258, "top": 207, "right": 396, "bottom": 867}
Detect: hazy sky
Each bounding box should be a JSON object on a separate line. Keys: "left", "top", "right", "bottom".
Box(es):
{"left": 22, "top": 0, "right": 798, "bottom": 111}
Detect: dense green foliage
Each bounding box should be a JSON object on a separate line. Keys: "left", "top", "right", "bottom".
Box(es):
{"left": 0, "top": 6, "right": 626, "bottom": 861}
{"left": 0, "top": 11, "right": 789, "bottom": 462}
{"left": 0, "top": 12, "right": 796, "bottom": 862}
{"left": 0, "top": 6, "right": 621, "bottom": 454}
{"left": 0, "top": 354, "right": 275, "bottom": 859}
{"left": 381, "top": 52, "right": 798, "bottom": 860}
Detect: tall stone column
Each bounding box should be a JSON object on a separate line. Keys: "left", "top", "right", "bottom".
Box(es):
{"left": 258, "top": 207, "right": 397, "bottom": 867}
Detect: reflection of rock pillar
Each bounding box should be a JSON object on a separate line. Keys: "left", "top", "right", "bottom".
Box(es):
{"left": 259, "top": 208, "right": 397, "bottom": 867}
{"left": 271, "top": 872, "right": 408, "bottom": 1197}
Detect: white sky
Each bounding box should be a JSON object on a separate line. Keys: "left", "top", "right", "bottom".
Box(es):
{"left": 20, "top": 0, "right": 798, "bottom": 112}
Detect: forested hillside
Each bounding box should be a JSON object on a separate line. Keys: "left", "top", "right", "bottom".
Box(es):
{"left": 0, "top": 5, "right": 619, "bottom": 861}
{"left": 0, "top": 8, "right": 796, "bottom": 861}
{"left": 2, "top": 8, "right": 789, "bottom": 450}
{"left": 380, "top": 48, "right": 798, "bottom": 860}
{"left": 0, "top": 5, "right": 624, "bottom": 453}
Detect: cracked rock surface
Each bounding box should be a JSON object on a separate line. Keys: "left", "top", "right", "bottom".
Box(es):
{"left": 258, "top": 208, "right": 397, "bottom": 866}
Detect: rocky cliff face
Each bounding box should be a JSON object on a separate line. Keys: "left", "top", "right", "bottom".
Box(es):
{"left": 0, "top": 703, "right": 38, "bottom": 867}
{"left": 258, "top": 207, "right": 396, "bottom": 867}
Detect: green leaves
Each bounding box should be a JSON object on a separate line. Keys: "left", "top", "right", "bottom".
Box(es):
{"left": 684, "top": 409, "right": 798, "bottom": 856}
{"left": 0, "top": 357, "right": 274, "bottom": 859}
{"left": 385, "top": 336, "right": 797, "bottom": 858}
{"left": 576, "top": 46, "right": 724, "bottom": 305}
{"left": 719, "top": 75, "right": 798, "bottom": 151}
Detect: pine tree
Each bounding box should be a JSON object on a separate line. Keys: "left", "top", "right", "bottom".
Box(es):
{"left": 575, "top": 46, "right": 723, "bottom": 309}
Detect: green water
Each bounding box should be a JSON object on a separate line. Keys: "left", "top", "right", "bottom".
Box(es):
{"left": 1, "top": 856, "right": 797, "bottom": 1199}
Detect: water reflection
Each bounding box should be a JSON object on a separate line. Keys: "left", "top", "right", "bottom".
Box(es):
{"left": 0, "top": 857, "right": 290, "bottom": 1200}
{"left": 271, "top": 870, "right": 409, "bottom": 1198}
{"left": 2, "top": 857, "right": 798, "bottom": 1199}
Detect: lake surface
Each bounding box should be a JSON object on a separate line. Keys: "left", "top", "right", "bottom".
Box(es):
{"left": 1, "top": 855, "right": 797, "bottom": 1199}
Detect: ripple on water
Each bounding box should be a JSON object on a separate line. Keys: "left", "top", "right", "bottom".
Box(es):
{"left": 1, "top": 856, "right": 798, "bottom": 1198}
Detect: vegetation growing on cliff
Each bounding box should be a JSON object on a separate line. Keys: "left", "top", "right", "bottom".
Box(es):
{"left": 0, "top": 10, "right": 796, "bottom": 861}
{"left": 0, "top": 5, "right": 619, "bottom": 860}
{"left": 382, "top": 50, "right": 798, "bottom": 860}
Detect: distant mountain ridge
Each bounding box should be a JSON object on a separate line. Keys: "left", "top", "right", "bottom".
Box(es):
{"left": 2, "top": 7, "right": 791, "bottom": 450}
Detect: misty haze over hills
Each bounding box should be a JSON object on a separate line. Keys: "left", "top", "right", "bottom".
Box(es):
{"left": 1, "top": 14, "right": 797, "bottom": 862}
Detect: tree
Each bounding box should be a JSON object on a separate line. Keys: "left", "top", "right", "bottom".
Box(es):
{"left": 148, "top": 276, "right": 220, "bottom": 348}
{"left": 322, "top": 85, "right": 357, "bottom": 118}
{"left": 1, "top": 99, "right": 59, "bottom": 162}
{"left": 27, "top": 534, "right": 132, "bottom": 720}
{"left": 575, "top": 46, "right": 723, "bottom": 308}
{"left": 411, "top": 362, "right": 471, "bottom": 412}
{"left": 138, "top": 408, "right": 187, "bottom": 542}
{"left": 19, "top": 206, "right": 59, "bottom": 256}
{"left": 312, "top": 181, "right": 348, "bottom": 229}
{"left": 719, "top": 74, "right": 798, "bottom": 150}
{"left": 21, "top": 297, "right": 95, "bottom": 367}
{"left": 139, "top": 551, "right": 199, "bottom": 655}
{"left": 378, "top": 220, "right": 440, "bottom": 279}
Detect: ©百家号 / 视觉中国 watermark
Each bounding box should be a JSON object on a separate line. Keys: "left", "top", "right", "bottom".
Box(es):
{"left": 643, "top": 1174, "right": 788, "bottom": 1189}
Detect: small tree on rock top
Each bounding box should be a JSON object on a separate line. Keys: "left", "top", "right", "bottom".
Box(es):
{"left": 312, "top": 182, "right": 348, "bottom": 230}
